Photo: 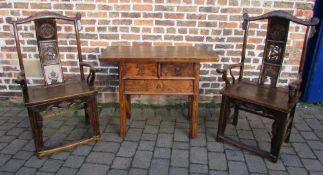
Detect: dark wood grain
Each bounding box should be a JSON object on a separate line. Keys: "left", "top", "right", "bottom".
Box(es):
{"left": 123, "top": 63, "right": 158, "bottom": 78}
{"left": 101, "top": 46, "right": 218, "bottom": 138}
{"left": 160, "top": 63, "right": 194, "bottom": 77}
{"left": 100, "top": 46, "right": 218, "bottom": 62}
{"left": 26, "top": 80, "right": 96, "bottom": 106}
{"left": 124, "top": 79, "right": 194, "bottom": 94}
{"left": 216, "top": 10, "right": 319, "bottom": 162}
{"left": 7, "top": 11, "right": 100, "bottom": 158}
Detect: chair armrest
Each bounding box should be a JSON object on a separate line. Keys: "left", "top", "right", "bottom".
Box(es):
{"left": 80, "top": 62, "right": 100, "bottom": 87}
{"left": 14, "top": 71, "right": 26, "bottom": 85}
{"left": 288, "top": 78, "right": 302, "bottom": 104}
{"left": 80, "top": 62, "right": 100, "bottom": 72}
{"left": 14, "top": 71, "right": 29, "bottom": 101}
{"left": 216, "top": 63, "right": 242, "bottom": 87}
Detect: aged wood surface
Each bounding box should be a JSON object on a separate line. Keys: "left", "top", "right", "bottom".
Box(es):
{"left": 7, "top": 11, "right": 101, "bottom": 158}
{"left": 124, "top": 79, "right": 194, "bottom": 94}
{"left": 216, "top": 10, "right": 319, "bottom": 162}
{"left": 100, "top": 46, "right": 219, "bottom": 138}
{"left": 100, "top": 46, "right": 218, "bottom": 62}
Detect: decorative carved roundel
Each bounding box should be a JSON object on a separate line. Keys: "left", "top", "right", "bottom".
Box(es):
{"left": 39, "top": 23, "right": 55, "bottom": 39}
{"left": 269, "top": 24, "right": 286, "bottom": 40}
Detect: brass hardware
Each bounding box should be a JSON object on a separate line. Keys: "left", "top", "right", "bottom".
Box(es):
{"left": 138, "top": 65, "right": 144, "bottom": 74}
{"left": 156, "top": 82, "right": 161, "bottom": 89}
{"left": 175, "top": 67, "right": 181, "bottom": 76}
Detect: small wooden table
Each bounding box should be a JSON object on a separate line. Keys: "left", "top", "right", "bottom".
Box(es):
{"left": 100, "top": 46, "right": 218, "bottom": 138}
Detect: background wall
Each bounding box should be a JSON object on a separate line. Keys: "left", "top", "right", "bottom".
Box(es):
{"left": 0, "top": 0, "right": 315, "bottom": 104}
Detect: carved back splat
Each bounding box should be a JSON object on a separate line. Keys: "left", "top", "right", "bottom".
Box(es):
{"left": 216, "top": 11, "right": 319, "bottom": 162}
{"left": 259, "top": 18, "right": 289, "bottom": 87}
{"left": 240, "top": 10, "right": 319, "bottom": 88}
{"left": 35, "top": 19, "right": 64, "bottom": 85}
{"left": 6, "top": 12, "right": 85, "bottom": 89}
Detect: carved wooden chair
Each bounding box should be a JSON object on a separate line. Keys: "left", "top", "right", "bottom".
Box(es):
{"left": 216, "top": 11, "right": 319, "bottom": 162}
{"left": 6, "top": 12, "right": 101, "bottom": 158}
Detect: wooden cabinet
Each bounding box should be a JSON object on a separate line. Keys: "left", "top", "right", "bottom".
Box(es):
{"left": 100, "top": 46, "right": 218, "bottom": 138}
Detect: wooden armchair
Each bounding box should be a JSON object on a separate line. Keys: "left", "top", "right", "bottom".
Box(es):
{"left": 6, "top": 12, "right": 101, "bottom": 158}
{"left": 216, "top": 11, "right": 319, "bottom": 162}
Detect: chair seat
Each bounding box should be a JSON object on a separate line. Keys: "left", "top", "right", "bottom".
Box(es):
{"left": 221, "top": 80, "right": 294, "bottom": 113}
{"left": 25, "top": 80, "right": 96, "bottom": 106}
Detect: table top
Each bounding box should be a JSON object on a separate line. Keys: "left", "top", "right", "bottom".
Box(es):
{"left": 99, "top": 46, "right": 219, "bottom": 62}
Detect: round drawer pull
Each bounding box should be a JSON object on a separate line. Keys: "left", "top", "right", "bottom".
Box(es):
{"left": 156, "top": 83, "right": 161, "bottom": 89}
{"left": 138, "top": 65, "right": 144, "bottom": 74}
{"left": 175, "top": 67, "right": 181, "bottom": 76}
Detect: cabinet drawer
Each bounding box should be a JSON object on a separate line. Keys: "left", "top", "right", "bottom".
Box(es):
{"left": 123, "top": 63, "right": 157, "bottom": 78}
{"left": 124, "top": 80, "right": 193, "bottom": 94}
{"left": 160, "top": 63, "right": 194, "bottom": 78}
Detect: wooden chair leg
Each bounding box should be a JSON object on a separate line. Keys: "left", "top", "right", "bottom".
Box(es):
{"left": 88, "top": 95, "right": 100, "bottom": 137}
{"left": 28, "top": 108, "right": 44, "bottom": 158}
{"left": 232, "top": 105, "right": 239, "bottom": 126}
{"left": 216, "top": 96, "right": 230, "bottom": 141}
{"left": 285, "top": 106, "right": 296, "bottom": 143}
{"left": 270, "top": 114, "right": 288, "bottom": 162}
{"left": 84, "top": 103, "right": 90, "bottom": 124}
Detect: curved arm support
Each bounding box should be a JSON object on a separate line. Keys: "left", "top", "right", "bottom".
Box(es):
{"left": 288, "top": 74, "right": 302, "bottom": 105}
{"left": 216, "top": 63, "right": 242, "bottom": 88}
{"left": 80, "top": 62, "right": 100, "bottom": 87}
{"left": 14, "top": 71, "right": 29, "bottom": 102}
{"left": 14, "top": 71, "right": 26, "bottom": 85}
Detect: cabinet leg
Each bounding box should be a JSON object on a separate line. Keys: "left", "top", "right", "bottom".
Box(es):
{"left": 187, "top": 96, "right": 193, "bottom": 120}
{"left": 126, "top": 95, "right": 131, "bottom": 119}
{"left": 119, "top": 94, "right": 127, "bottom": 138}
{"left": 119, "top": 63, "right": 127, "bottom": 138}
{"left": 191, "top": 63, "right": 200, "bottom": 138}
{"left": 191, "top": 95, "right": 198, "bottom": 138}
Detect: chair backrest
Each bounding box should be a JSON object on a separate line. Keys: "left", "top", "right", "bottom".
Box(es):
{"left": 6, "top": 11, "right": 85, "bottom": 86}
{"left": 239, "top": 10, "right": 319, "bottom": 87}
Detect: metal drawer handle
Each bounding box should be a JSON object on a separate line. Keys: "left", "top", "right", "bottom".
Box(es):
{"left": 138, "top": 65, "right": 144, "bottom": 74}
{"left": 175, "top": 67, "right": 181, "bottom": 76}
{"left": 156, "top": 82, "right": 161, "bottom": 89}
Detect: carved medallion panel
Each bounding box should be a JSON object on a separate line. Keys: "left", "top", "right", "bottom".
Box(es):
{"left": 35, "top": 19, "right": 57, "bottom": 41}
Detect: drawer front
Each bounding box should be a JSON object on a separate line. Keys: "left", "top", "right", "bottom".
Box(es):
{"left": 124, "top": 80, "right": 193, "bottom": 94}
{"left": 123, "top": 63, "right": 157, "bottom": 78}
{"left": 161, "top": 63, "right": 194, "bottom": 77}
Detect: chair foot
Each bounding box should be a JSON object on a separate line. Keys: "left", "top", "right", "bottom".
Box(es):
{"left": 216, "top": 135, "right": 223, "bottom": 142}
{"left": 284, "top": 133, "right": 291, "bottom": 143}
